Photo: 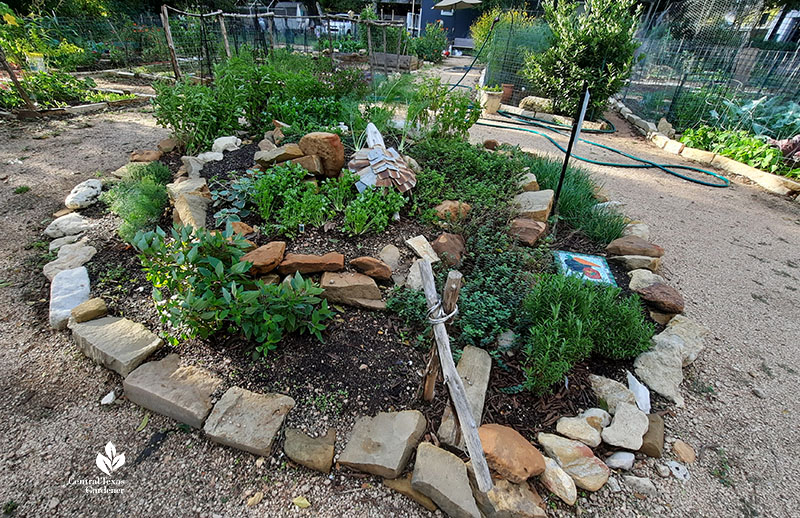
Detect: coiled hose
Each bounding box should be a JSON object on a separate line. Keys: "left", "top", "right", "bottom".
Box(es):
{"left": 474, "top": 110, "right": 729, "bottom": 187}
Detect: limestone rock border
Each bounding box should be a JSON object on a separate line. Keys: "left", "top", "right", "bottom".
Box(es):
{"left": 608, "top": 97, "right": 800, "bottom": 197}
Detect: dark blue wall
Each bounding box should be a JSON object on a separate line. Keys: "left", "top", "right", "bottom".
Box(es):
{"left": 419, "top": 0, "right": 480, "bottom": 40}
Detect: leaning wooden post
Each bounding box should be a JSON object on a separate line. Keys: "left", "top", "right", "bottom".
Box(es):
{"left": 0, "top": 45, "right": 37, "bottom": 113}
{"left": 266, "top": 16, "right": 275, "bottom": 53}
{"left": 218, "top": 14, "right": 232, "bottom": 58}
{"left": 160, "top": 5, "right": 181, "bottom": 80}
{"left": 418, "top": 260, "right": 493, "bottom": 493}
{"left": 422, "top": 270, "right": 461, "bottom": 401}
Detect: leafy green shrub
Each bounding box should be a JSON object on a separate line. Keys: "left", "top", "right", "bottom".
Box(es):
{"left": 519, "top": 274, "right": 653, "bottom": 394}
{"left": 406, "top": 77, "right": 480, "bottom": 139}
{"left": 681, "top": 126, "right": 797, "bottom": 178}
{"left": 152, "top": 79, "right": 240, "bottom": 154}
{"left": 410, "top": 23, "right": 448, "bottom": 63}
{"left": 471, "top": 8, "right": 539, "bottom": 55}
{"left": 214, "top": 53, "right": 277, "bottom": 133}
{"left": 101, "top": 177, "right": 168, "bottom": 243}
{"left": 151, "top": 49, "right": 365, "bottom": 151}
{"left": 134, "top": 224, "right": 333, "bottom": 356}
{"left": 522, "top": 0, "right": 641, "bottom": 120}
{"left": 267, "top": 96, "right": 345, "bottom": 134}
{"left": 343, "top": 187, "right": 405, "bottom": 235}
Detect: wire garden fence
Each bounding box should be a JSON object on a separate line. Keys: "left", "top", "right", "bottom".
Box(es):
{"left": 41, "top": 7, "right": 411, "bottom": 82}
{"left": 480, "top": 9, "right": 547, "bottom": 106}
{"left": 620, "top": 38, "right": 800, "bottom": 132}
{"left": 480, "top": 4, "right": 800, "bottom": 134}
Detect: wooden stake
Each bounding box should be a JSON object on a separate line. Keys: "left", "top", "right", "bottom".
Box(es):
{"left": 218, "top": 14, "right": 232, "bottom": 58}
{"left": 382, "top": 25, "right": 389, "bottom": 76}
{"left": 395, "top": 21, "right": 403, "bottom": 71}
{"left": 418, "top": 260, "right": 493, "bottom": 493}
{"left": 0, "top": 45, "right": 38, "bottom": 113}
{"left": 326, "top": 15, "right": 335, "bottom": 67}
{"left": 266, "top": 17, "right": 274, "bottom": 53}
{"left": 160, "top": 5, "right": 181, "bottom": 80}
{"left": 422, "top": 270, "right": 462, "bottom": 401}
{"left": 366, "top": 24, "right": 375, "bottom": 83}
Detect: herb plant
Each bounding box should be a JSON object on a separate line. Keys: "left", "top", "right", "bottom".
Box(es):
{"left": 101, "top": 162, "right": 171, "bottom": 243}
{"left": 134, "top": 224, "right": 333, "bottom": 356}
{"left": 406, "top": 77, "right": 481, "bottom": 140}
{"left": 518, "top": 274, "right": 653, "bottom": 394}
{"left": 409, "top": 23, "right": 448, "bottom": 63}
{"left": 343, "top": 187, "right": 405, "bottom": 235}
{"left": 682, "top": 126, "right": 797, "bottom": 178}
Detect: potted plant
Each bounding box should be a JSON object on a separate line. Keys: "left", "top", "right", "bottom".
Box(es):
{"left": 478, "top": 85, "right": 503, "bottom": 114}
{"left": 501, "top": 83, "right": 514, "bottom": 103}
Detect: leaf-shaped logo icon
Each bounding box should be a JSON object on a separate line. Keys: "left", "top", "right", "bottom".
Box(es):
{"left": 95, "top": 453, "right": 112, "bottom": 475}
{"left": 96, "top": 442, "right": 125, "bottom": 476}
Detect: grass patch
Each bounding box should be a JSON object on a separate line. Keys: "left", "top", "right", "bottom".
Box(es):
{"left": 518, "top": 153, "right": 626, "bottom": 244}
{"left": 101, "top": 162, "right": 171, "bottom": 243}
{"left": 13, "top": 186, "right": 30, "bottom": 194}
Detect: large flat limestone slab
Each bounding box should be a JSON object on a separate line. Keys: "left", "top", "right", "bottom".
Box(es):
{"left": 438, "top": 346, "right": 491, "bottom": 449}
{"left": 338, "top": 410, "right": 426, "bottom": 478}
{"left": 204, "top": 387, "right": 295, "bottom": 456}
{"left": 123, "top": 354, "right": 222, "bottom": 428}
{"left": 69, "top": 316, "right": 162, "bottom": 376}
{"left": 412, "top": 442, "right": 481, "bottom": 518}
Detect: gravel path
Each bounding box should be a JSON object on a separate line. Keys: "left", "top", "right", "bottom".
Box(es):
{"left": 470, "top": 116, "right": 800, "bottom": 518}
{"left": 1, "top": 84, "right": 798, "bottom": 517}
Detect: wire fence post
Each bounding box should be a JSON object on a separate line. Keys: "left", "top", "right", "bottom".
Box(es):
{"left": 218, "top": 14, "right": 231, "bottom": 58}
{"left": 160, "top": 5, "right": 181, "bottom": 80}
{"left": 0, "top": 45, "right": 38, "bottom": 113}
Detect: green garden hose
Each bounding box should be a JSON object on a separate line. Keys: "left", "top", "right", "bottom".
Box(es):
{"left": 475, "top": 110, "right": 730, "bottom": 188}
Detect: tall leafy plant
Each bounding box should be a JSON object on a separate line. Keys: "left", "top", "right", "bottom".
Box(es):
{"left": 522, "top": 0, "right": 641, "bottom": 120}
{"left": 406, "top": 77, "right": 481, "bottom": 140}
{"left": 134, "top": 224, "right": 333, "bottom": 357}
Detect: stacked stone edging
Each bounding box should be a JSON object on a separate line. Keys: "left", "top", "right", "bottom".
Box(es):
{"left": 608, "top": 97, "right": 800, "bottom": 197}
